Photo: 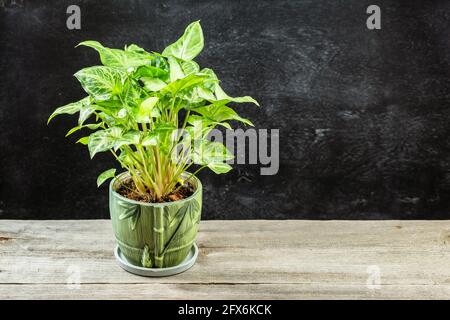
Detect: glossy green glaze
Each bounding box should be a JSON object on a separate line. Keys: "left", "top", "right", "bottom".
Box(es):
{"left": 109, "top": 172, "right": 202, "bottom": 268}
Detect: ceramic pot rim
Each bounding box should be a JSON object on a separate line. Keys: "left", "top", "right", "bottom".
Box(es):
{"left": 109, "top": 171, "right": 202, "bottom": 208}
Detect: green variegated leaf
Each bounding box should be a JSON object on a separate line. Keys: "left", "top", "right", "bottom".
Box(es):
{"left": 88, "top": 127, "right": 123, "bottom": 158}
{"left": 162, "top": 73, "right": 208, "bottom": 96}
{"left": 214, "top": 84, "right": 259, "bottom": 106}
{"left": 65, "top": 123, "right": 103, "bottom": 137}
{"left": 122, "top": 81, "right": 146, "bottom": 108}
{"left": 74, "top": 66, "right": 125, "bottom": 100}
{"left": 185, "top": 86, "right": 218, "bottom": 108}
{"left": 192, "top": 139, "right": 234, "bottom": 169}
{"left": 47, "top": 97, "right": 90, "bottom": 124}
{"left": 97, "top": 112, "right": 117, "bottom": 127}
{"left": 167, "top": 56, "right": 185, "bottom": 82}
{"left": 97, "top": 168, "right": 116, "bottom": 187}
{"left": 76, "top": 136, "right": 90, "bottom": 145}
{"left": 77, "top": 41, "right": 154, "bottom": 69}
{"left": 136, "top": 97, "right": 159, "bottom": 122}
{"left": 141, "top": 78, "right": 167, "bottom": 92}
{"left": 66, "top": 126, "right": 81, "bottom": 137}
{"left": 162, "top": 21, "right": 204, "bottom": 61}
{"left": 113, "top": 130, "right": 141, "bottom": 150}
{"left": 78, "top": 105, "right": 96, "bottom": 125}
{"left": 142, "top": 96, "right": 159, "bottom": 108}
{"left": 200, "top": 68, "right": 218, "bottom": 91}
{"left": 193, "top": 104, "right": 254, "bottom": 126}
{"left": 194, "top": 86, "right": 216, "bottom": 101}
{"left": 206, "top": 162, "right": 232, "bottom": 174}
{"left": 153, "top": 123, "right": 177, "bottom": 136}
{"left": 186, "top": 115, "right": 231, "bottom": 130}
{"left": 134, "top": 65, "right": 169, "bottom": 80}
{"left": 141, "top": 123, "right": 177, "bottom": 150}
{"left": 181, "top": 60, "right": 200, "bottom": 75}
{"left": 141, "top": 132, "right": 158, "bottom": 146}
{"left": 185, "top": 118, "right": 211, "bottom": 141}
{"left": 117, "top": 150, "right": 134, "bottom": 165}
{"left": 116, "top": 108, "right": 127, "bottom": 119}
{"left": 94, "top": 98, "right": 122, "bottom": 110}
{"left": 150, "top": 51, "right": 170, "bottom": 69}
{"left": 200, "top": 68, "right": 259, "bottom": 105}
{"left": 125, "top": 44, "right": 147, "bottom": 54}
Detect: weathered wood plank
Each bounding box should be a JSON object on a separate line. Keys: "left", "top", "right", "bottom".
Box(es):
{"left": 1, "top": 284, "right": 450, "bottom": 300}
{"left": 1, "top": 220, "right": 450, "bottom": 299}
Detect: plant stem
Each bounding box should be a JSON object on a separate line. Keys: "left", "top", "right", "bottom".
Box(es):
{"left": 173, "top": 164, "right": 206, "bottom": 194}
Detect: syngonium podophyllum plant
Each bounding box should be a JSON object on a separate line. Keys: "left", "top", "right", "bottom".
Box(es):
{"left": 48, "top": 21, "right": 259, "bottom": 202}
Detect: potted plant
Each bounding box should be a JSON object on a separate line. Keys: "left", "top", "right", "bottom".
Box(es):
{"left": 48, "top": 21, "right": 258, "bottom": 275}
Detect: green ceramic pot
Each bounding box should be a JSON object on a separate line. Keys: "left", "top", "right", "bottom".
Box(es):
{"left": 109, "top": 172, "right": 202, "bottom": 268}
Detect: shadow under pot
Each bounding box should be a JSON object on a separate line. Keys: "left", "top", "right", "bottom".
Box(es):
{"left": 109, "top": 172, "right": 202, "bottom": 269}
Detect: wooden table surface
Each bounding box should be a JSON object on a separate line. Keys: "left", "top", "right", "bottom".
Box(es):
{"left": 1, "top": 219, "right": 450, "bottom": 299}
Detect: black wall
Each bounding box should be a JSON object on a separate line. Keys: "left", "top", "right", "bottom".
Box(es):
{"left": 1, "top": 0, "right": 450, "bottom": 219}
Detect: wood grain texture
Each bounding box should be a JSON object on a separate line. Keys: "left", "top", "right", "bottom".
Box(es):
{"left": 1, "top": 220, "right": 450, "bottom": 299}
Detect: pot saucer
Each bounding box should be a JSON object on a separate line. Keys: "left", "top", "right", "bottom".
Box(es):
{"left": 114, "top": 243, "right": 198, "bottom": 277}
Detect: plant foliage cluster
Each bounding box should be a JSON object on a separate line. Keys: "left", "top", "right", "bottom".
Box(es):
{"left": 48, "top": 21, "right": 258, "bottom": 201}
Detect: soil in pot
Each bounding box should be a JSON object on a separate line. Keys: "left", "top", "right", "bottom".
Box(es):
{"left": 116, "top": 177, "right": 195, "bottom": 203}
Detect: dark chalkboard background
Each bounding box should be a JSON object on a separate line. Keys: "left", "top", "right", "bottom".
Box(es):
{"left": 1, "top": 0, "right": 450, "bottom": 219}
